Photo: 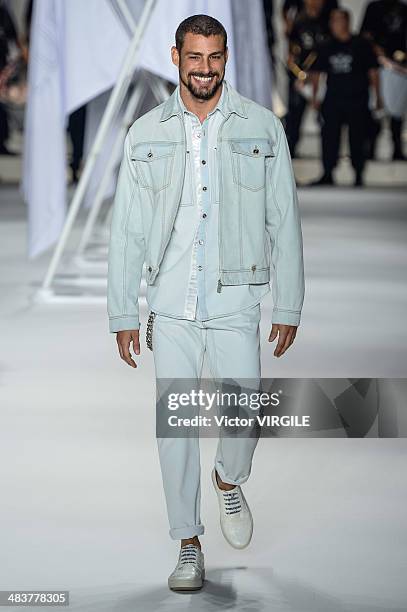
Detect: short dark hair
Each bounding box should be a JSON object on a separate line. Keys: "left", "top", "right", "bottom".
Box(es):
{"left": 331, "top": 8, "right": 351, "bottom": 23}
{"left": 175, "top": 14, "right": 227, "bottom": 52}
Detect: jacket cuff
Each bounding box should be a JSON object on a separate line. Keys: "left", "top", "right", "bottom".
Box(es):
{"left": 109, "top": 315, "right": 140, "bottom": 333}
{"left": 272, "top": 308, "right": 301, "bottom": 326}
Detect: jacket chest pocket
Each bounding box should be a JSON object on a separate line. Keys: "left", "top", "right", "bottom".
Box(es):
{"left": 229, "top": 139, "right": 274, "bottom": 191}
{"left": 130, "top": 141, "right": 175, "bottom": 193}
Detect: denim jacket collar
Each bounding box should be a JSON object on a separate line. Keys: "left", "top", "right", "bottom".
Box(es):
{"left": 160, "top": 78, "right": 248, "bottom": 122}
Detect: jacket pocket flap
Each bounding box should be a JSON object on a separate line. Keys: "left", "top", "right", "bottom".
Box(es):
{"left": 131, "top": 141, "right": 175, "bottom": 161}
{"left": 230, "top": 139, "right": 274, "bottom": 157}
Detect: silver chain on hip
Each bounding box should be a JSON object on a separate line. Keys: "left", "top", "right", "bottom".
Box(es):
{"left": 146, "top": 311, "right": 156, "bottom": 351}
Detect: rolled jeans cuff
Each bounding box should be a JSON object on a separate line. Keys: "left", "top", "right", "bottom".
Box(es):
{"left": 169, "top": 524, "right": 205, "bottom": 540}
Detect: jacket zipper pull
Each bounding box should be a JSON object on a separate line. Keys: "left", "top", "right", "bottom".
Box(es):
{"left": 217, "top": 278, "right": 222, "bottom": 293}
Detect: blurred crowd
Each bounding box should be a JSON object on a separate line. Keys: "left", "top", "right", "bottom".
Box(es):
{"left": 0, "top": 0, "right": 86, "bottom": 183}
{"left": 0, "top": 0, "right": 406, "bottom": 188}
{"left": 264, "top": 0, "right": 407, "bottom": 186}
{"left": 0, "top": 0, "right": 28, "bottom": 156}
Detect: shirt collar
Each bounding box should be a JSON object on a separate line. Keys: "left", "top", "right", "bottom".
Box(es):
{"left": 177, "top": 80, "right": 228, "bottom": 119}
{"left": 160, "top": 78, "right": 248, "bottom": 121}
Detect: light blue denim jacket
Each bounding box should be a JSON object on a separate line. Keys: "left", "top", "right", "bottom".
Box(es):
{"left": 107, "top": 79, "right": 305, "bottom": 332}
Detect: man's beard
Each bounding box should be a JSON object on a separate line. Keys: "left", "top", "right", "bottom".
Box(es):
{"left": 180, "top": 69, "right": 224, "bottom": 100}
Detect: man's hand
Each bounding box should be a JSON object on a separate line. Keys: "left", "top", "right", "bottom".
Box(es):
{"left": 268, "top": 324, "right": 298, "bottom": 357}
{"left": 116, "top": 329, "right": 140, "bottom": 368}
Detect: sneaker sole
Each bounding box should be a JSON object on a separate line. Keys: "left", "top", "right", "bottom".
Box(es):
{"left": 168, "top": 570, "right": 205, "bottom": 591}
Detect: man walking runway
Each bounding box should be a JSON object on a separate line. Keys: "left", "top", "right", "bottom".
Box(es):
{"left": 107, "top": 14, "right": 304, "bottom": 591}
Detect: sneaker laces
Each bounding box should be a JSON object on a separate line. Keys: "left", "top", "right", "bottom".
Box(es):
{"left": 179, "top": 544, "right": 199, "bottom": 565}
{"left": 222, "top": 488, "right": 242, "bottom": 514}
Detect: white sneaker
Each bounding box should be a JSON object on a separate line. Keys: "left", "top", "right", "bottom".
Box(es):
{"left": 211, "top": 468, "right": 253, "bottom": 549}
{"left": 168, "top": 544, "right": 205, "bottom": 591}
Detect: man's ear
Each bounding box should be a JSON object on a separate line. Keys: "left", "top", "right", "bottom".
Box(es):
{"left": 171, "top": 45, "right": 179, "bottom": 68}
{"left": 225, "top": 46, "right": 229, "bottom": 64}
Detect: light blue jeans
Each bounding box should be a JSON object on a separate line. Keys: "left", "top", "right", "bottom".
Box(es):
{"left": 151, "top": 302, "right": 262, "bottom": 540}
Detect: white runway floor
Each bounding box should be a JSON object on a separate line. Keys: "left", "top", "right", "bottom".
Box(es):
{"left": 1, "top": 185, "right": 407, "bottom": 610}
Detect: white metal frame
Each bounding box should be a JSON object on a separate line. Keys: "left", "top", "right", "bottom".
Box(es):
{"left": 36, "top": 0, "right": 165, "bottom": 304}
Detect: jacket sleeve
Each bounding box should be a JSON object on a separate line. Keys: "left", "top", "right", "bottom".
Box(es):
{"left": 266, "top": 118, "right": 305, "bottom": 326}
{"left": 107, "top": 130, "right": 146, "bottom": 333}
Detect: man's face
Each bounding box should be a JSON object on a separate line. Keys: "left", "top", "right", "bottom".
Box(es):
{"left": 304, "top": 0, "right": 324, "bottom": 15}
{"left": 172, "top": 32, "right": 228, "bottom": 100}
{"left": 329, "top": 11, "right": 350, "bottom": 37}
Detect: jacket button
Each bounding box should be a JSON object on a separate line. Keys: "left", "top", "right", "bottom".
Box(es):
{"left": 253, "top": 148, "right": 259, "bottom": 154}
{"left": 148, "top": 266, "right": 152, "bottom": 272}
{"left": 147, "top": 152, "right": 153, "bottom": 158}
{"left": 201, "top": 159, "right": 206, "bottom": 165}
{"left": 251, "top": 264, "right": 256, "bottom": 271}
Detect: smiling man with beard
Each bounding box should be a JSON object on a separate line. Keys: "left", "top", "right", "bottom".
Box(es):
{"left": 107, "top": 14, "right": 304, "bottom": 592}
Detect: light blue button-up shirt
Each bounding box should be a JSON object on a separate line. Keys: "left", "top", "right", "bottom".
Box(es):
{"left": 146, "top": 80, "right": 270, "bottom": 321}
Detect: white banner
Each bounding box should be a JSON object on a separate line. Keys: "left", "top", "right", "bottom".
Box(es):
{"left": 23, "top": 0, "right": 129, "bottom": 258}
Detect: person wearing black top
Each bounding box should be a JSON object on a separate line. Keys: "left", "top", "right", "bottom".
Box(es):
{"left": 285, "top": 0, "right": 332, "bottom": 156}
{"left": 282, "top": 0, "right": 338, "bottom": 36}
{"left": 360, "top": 0, "right": 407, "bottom": 59}
{"left": 0, "top": 1, "right": 19, "bottom": 155}
{"left": 309, "top": 8, "right": 382, "bottom": 186}
{"left": 360, "top": 0, "right": 407, "bottom": 160}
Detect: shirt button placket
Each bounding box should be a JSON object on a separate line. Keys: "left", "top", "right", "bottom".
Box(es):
{"left": 197, "top": 117, "right": 209, "bottom": 320}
